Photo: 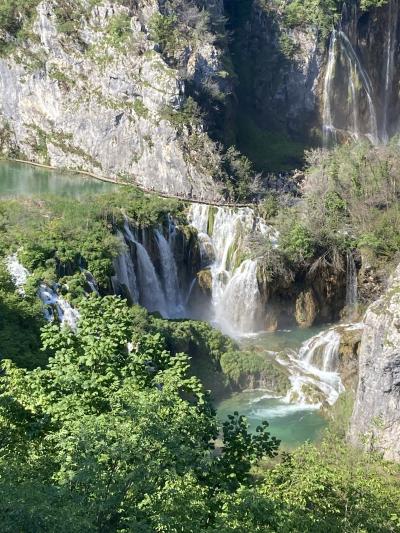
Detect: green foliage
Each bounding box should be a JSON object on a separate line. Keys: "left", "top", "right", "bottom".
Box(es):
{"left": 105, "top": 13, "right": 131, "bottom": 47}
{"left": 258, "top": 193, "right": 279, "bottom": 220}
{"left": 149, "top": 0, "right": 213, "bottom": 60}
{"left": 303, "top": 142, "right": 400, "bottom": 262}
{"left": 0, "top": 261, "right": 46, "bottom": 369}
{"left": 133, "top": 98, "right": 149, "bottom": 118}
{"left": 0, "top": 296, "right": 278, "bottom": 530}
{"left": 360, "top": 0, "right": 390, "bottom": 10}
{"left": 260, "top": 437, "right": 400, "bottom": 532}
{"left": 149, "top": 13, "right": 178, "bottom": 55}
{"left": 221, "top": 146, "right": 255, "bottom": 202}
{"left": 280, "top": 221, "right": 315, "bottom": 263}
{"left": 283, "top": 0, "right": 341, "bottom": 38}
{"left": 0, "top": 190, "right": 185, "bottom": 295}
{"left": 161, "top": 96, "right": 204, "bottom": 132}
{"left": 0, "top": 0, "right": 40, "bottom": 53}
{"left": 220, "top": 350, "right": 290, "bottom": 395}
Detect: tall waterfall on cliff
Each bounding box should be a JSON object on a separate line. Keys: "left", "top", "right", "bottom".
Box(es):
{"left": 323, "top": 29, "right": 378, "bottom": 144}
{"left": 322, "top": 0, "right": 400, "bottom": 145}
{"left": 188, "top": 204, "right": 277, "bottom": 335}
{"left": 346, "top": 250, "right": 358, "bottom": 309}
{"left": 383, "top": 0, "right": 399, "bottom": 142}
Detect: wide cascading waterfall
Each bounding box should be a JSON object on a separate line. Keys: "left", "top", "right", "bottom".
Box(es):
{"left": 188, "top": 204, "right": 278, "bottom": 335}
{"left": 277, "top": 327, "right": 344, "bottom": 406}
{"left": 154, "top": 228, "right": 185, "bottom": 318}
{"left": 346, "top": 250, "right": 358, "bottom": 309}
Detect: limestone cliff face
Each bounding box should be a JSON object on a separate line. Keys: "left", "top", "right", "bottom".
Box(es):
{"left": 349, "top": 264, "right": 400, "bottom": 461}
{"left": 0, "top": 0, "right": 226, "bottom": 200}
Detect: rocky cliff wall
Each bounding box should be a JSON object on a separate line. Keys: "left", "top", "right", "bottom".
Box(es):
{"left": 349, "top": 264, "right": 400, "bottom": 461}
{"left": 0, "top": 0, "right": 227, "bottom": 200}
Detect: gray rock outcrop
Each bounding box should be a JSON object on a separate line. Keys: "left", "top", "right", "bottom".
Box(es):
{"left": 0, "top": 0, "right": 226, "bottom": 201}
{"left": 349, "top": 264, "right": 400, "bottom": 461}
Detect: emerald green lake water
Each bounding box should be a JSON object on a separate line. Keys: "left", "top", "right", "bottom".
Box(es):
{"left": 0, "top": 161, "right": 115, "bottom": 197}
{"left": 216, "top": 328, "right": 328, "bottom": 447}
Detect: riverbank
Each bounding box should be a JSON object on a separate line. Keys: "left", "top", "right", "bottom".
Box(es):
{"left": 4, "top": 158, "right": 256, "bottom": 208}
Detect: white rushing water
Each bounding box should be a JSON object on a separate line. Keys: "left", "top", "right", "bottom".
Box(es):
{"left": 123, "top": 221, "right": 168, "bottom": 316}
{"left": 382, "top": 0, "right": 399, "bottom": 142}
{"left": 112, "top": 219, "right": 185, "bottom": 318}
{"left": 155, "top": 229, "right": 185, "bottom": 318}
{"left": 278, "top": 327, "right": 345, "bottom": 407}
{"left": 322, "top": 30, "right": 338, "bottom": 146}
{"left": 346, "top": 250, "right": 358, "bottom": 309}
{"left": 6, "top": 254, "right": 29, "bottom": 295}
{"left": 188, "top": 204, "right": 278, "bottom": 336}
{"left": 6, "top": 254, "right": 80, "bottom": 330}
{"left": 38, "top": 284, "right": 80, "bottom": 330}
{"left": 111, "top": 230, "right": 140, "bottom": 304}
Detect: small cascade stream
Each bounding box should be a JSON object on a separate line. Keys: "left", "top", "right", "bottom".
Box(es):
{"left": 279, "top": 328, "right": 344, "bottom": 407}
{"left": 188, "top": 204, "right": 278, "bottom": 335}
{"left": 6, "top": 254, "right": 80, "bottom": 330}
{"left": 346, "top": 251, "right": 358, "bottom": 309}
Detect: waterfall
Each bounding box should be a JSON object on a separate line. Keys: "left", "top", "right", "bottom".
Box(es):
{"left": 5, "top": 254, "right": 29, "bottom": 295}
{"left": 155, "top": 228, "right": 184, "bottom": 318}
{"left": 346, "top": 250, "right": 358, "bottom": 309}
{"left": 382, "top": 0, "right": 399, "bottom": 142}
{"left": 339, "top": 30, "right": 379, "bottom": 143}
{"left": 323, "top": 30, "right": 338, "bottom": 146}
{"left": 111, "top": 231, "right": 139, "bottom": 304}
{"left": 298, "top": 328, "right": 341, "bottom": 372}
{"left": 322, "top": 29, "right": 379, "bottom": 144}
{"left": 188, "top": 204, "right": 278, "bottom": 335}
{"left": 121, "top": 221, "right": 168, "bottom": 316}
{"left": 38, "top": 284, "right": 80, "bottom": 331}
{"left": 216, "top": 259, "right": 264, "bottom": 335}
{"left": 278, "top": 327, "right": 345, "bottom": 407}
{"left": 5, "top": 254, "right": 80, "bottom": 329}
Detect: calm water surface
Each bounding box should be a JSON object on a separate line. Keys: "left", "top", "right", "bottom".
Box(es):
{"left": 0, "top": 161, "right": 115, "bottom": 197}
